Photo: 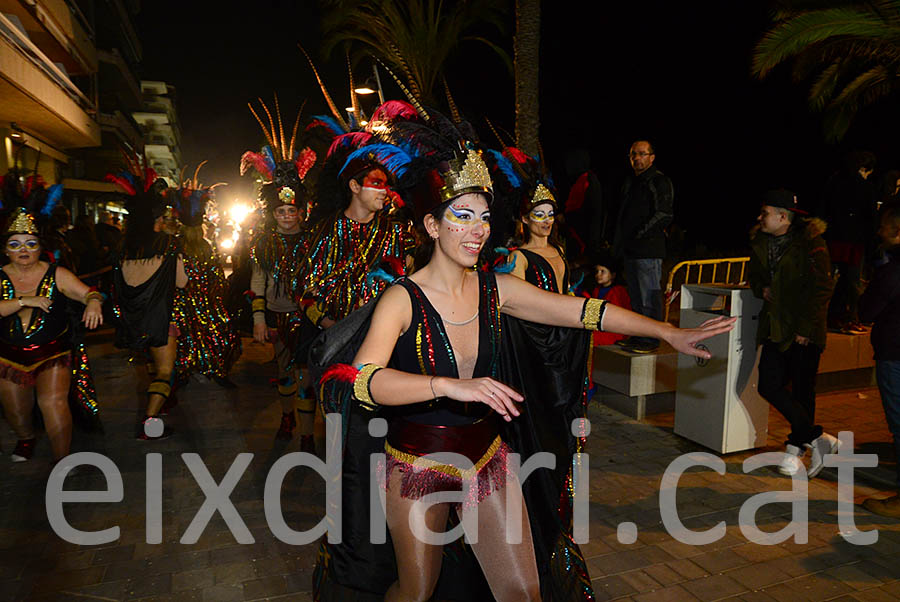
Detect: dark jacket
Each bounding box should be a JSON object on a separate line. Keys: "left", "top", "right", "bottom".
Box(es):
{"left": 612, "top": 165, "right": 673, "bottom": 259}
{"left": 817, "top": 169, "right": 876, "bottom": 245}
{"left": 859, "top": 245, "right": 900, "bottom": 361}
{"left": 748, "top": 218, "right": 834, "bottom": 350}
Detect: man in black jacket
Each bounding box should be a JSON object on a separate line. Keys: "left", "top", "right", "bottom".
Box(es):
{"left": 612, "top": 140, "right": 673, "bottom": 353}
{"left": 860, "top": 206, "right": 900, "bottom": 517}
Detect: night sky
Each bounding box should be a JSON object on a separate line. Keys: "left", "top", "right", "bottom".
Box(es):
{"left": 136, "top": 0, "right": 900, "bottom": 255}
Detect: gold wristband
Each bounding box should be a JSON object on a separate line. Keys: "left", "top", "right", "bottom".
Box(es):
{"left": 251, "top": 297, "right": 266, "bottom": 313}
{"left": 84, "top": 291, "right": 104, "bottom": 304}
{"left": 581, "top": 298, "right": 607, "bottom": 331}
{"left": 305, "top": 301, "right": 325, "bottom": 327}
{"left": 353, "top": 363, "right": 383, "bottom": 410}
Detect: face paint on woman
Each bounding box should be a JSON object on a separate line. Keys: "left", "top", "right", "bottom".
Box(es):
{"left": 445, "top": 204, "right": 490, "bottom": 234}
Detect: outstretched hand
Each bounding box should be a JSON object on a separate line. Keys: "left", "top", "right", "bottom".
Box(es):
{"left": 436, "top": 377, "right": 524, "bottom": 422}
{"left": 664, "top": 316, "right": 736, "bottom": 359}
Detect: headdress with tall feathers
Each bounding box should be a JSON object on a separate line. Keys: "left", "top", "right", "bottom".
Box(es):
{"left": 104, "top": 151, "right": 170, "bottom": 259}
{"left": 0, "top": 171, "right": 64, "bottom": 237}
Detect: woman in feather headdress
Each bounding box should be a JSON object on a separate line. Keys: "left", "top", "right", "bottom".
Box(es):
{"left": 241, "top": 96, "right": 324, "bottom": 448}
{"left": 108, "top": 155, "right": 187, "bottom": 440}
{"left": 310, "top": 94, "right": 736, "bottom": 601}
{"left": 0, "top": 172, "right": 103, "bottom": 462}
{"left": 170, "top": 164, "right": 241, "bottom": 388}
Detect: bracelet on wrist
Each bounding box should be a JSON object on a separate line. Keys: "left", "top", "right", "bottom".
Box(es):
{"left": 353, "top": 363, "right": 383, "bottom": 410}
{"left": 429, "top": 376, "right": 438, "bottom": 399}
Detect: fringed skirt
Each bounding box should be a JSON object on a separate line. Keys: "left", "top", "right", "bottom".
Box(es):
{"left": 0, "top": 336, "right": 71, "bottom": 386}
{"left": 383, "top": 416, "right": 510, "bottom": 508}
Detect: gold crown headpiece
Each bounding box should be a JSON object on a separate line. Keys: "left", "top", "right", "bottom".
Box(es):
{"left": 524, "top": 182, "right": 557, "bottom": 214}
{"left": 6, "top": 208, "right": 38, "bottom": 235}
{"left": 438, "top": 147, "right": 493, "bottom": 204}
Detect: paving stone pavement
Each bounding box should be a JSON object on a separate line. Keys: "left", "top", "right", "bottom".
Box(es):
{"left": 0, "top": 331, "right": 898, "bottom": 601}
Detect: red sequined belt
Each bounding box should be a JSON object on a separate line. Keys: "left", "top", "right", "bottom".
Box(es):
{"left": 386, "top": 415, "right": 499, "bottom": 464}
{"left": 0, "top": 335, "right": 71, "bottom": 372}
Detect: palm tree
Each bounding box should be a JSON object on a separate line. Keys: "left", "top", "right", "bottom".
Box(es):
{"left": 514, "top": 0, "right": 541, "bottom": 156}
{"left": 753, "top": 0, "right": 900, "bottom": 141}
{"left": 320, "top": 0, "right": 511, "bottom": 107}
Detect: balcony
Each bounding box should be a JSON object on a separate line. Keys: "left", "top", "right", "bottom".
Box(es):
{"left": 0, "top": 0, "right": 97, "bottom": 76}
{"left": 0, "top": 11, "right": 99, "bottom": 149}
{"left": 97, "top": 47, "right": 140, "bottom": 110}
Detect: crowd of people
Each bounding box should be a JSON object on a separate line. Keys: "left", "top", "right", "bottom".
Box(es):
{"left": 1, "top": 84, "right": 899, "bottom": 598}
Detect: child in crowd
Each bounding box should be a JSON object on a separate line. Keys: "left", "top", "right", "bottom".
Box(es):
{"left": 577, "top": 251, "right": 631, "bottom": 346}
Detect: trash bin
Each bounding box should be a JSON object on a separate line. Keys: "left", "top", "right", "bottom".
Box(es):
{"left": 674, "top": 284, "right": 768, "bottom": 453}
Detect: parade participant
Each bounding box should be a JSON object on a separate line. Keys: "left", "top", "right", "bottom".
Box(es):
{"left": 298, "top": 107, "right": 418, "bottom": 328}
{"left": 0, "top": 192, "right": 103, "bottom": 462}
{"left": 170, "top": 163, "right": 241, "bottom": 388}
{"left": 241, "top": 97, "right": 319, "bottom": 447}
{"left": 108, "top": 158, "right": 187, "bottom": 440}
{"left": 310, "top": 104, "right": 735, "bottom": 601}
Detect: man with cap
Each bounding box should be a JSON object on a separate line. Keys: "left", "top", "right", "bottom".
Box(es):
{"left": 748, "top": 189, "right": 837, "bottom": 478}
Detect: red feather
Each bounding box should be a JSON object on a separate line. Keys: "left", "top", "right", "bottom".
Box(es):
{"left": 295, "top": 148, "right": 317, "bottom": 180}
{"left": 383, "top": 256, "right": 405, "bottom": 277}
{"left": 104, "top": 174, "right": 136, "bottom": 196}
{"left": 327, "top": 132, "right": 373, "bottom": 157}
{"left": 371, "top": 100, "right": 418, "bottom": 123}
{"left": 240, "top": 151, "right": 273, "bottom": 180}
{"left": 387, "top": 190, "right": 405, "bottom": 209}
{"left": 503, "top": 147, "right": 531, "bottom": 165}
{"left": 143, "top": 168, "right": 159, "bottom": 192}
{"left": 320, "top": 363, "right": 359, "bottom": 386}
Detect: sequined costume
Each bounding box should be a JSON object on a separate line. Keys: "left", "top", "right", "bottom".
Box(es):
{"left": 310, "top": 99, "right": 595, "bottom": 600}
{"left": 249, "top": 230, "right": 308, "bottom": 368}
{"left": 299, "top": 212, "right": 415, "bottom": 322}
{"left": 0, "top": 264, "right": 71, "bottom": 382}
{"left": 172, "top": 253, "right": 241, "bottom": 383}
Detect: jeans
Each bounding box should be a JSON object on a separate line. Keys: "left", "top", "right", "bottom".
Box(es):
{"left": 624, "top": 258, "right": 663, "bottom": 345}
{"left": 876, "top": 360, "right": 900, "bottom": 488}
{"left": 758, "top": 340, "right": 824, "bottom": 447}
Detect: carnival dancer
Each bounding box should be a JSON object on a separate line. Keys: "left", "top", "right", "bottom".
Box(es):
{"left": 241, "top": 97, "right": 321, "bottom": 447}
{"left": 0, "top": 183, "right": 103, "bottom": 462}
{"left": 170, "top": 164, "right": 241, "bottom": 388}
{"left": 108, "top": 158, "right": 187, "bottom": 440}
{"left": 310, "top": 105, "right": 736, "bottom": 601}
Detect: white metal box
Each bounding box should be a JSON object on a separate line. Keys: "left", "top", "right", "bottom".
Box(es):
{"left": 674, "top": 284, "right": 768, "bottom": 453}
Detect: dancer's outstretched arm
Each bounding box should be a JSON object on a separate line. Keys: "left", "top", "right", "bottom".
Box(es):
{"left": 497, "top": 273, "right": 734, "bottom": 360}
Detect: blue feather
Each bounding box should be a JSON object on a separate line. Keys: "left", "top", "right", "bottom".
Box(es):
{"left": 366, "top": 267, "right": 396, "bottom": 286}
{"left": 311, "top": 115, "right": 346, "bottom": 136}
{"left": 261, "top": 146, "right": 277, "bottom": 174}
{"left": 493, "top": 253, "right": 516, "bottom": 274}
{"left": 493, "top": 246, "right": 510, "bottom": 255}
{"left": 568, "top": 273, "right": 584, "bottom": 294}
{"left": 340, "top": 144, "right": 412, "bottom": 180}
{"left": 40, "top": 185, "right": 63, "bottom": 217}
{"left": 487, "top": 150, "right": 522, "bottom": 188}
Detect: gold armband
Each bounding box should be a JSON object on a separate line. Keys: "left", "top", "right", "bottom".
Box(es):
{"left": 305, "top": 301, "right": 325, "bottom": 327}
{"left": 580, "top": 298, "right": 607, "bottom": 331}
{"left": 353, "top": 363, "right": 383, "bottom": 411}
{"left": 84, "top": 291, "right": 104, "bottom": 304}
{"left": 251, "top": 297, "right": 266, "bottom": 313}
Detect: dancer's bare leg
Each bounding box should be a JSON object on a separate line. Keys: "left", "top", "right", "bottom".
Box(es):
{"left": 35, "top": 364, "right": 72, "bottom": 460}
{"left": 384, "top": 471, "right": 451, "bottom": 602}
{"left": 0, "top": 378, "right": 35, "bottom": 439}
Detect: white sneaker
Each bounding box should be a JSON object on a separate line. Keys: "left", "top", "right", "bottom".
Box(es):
{"left": 807, "top": 432, "right": 840, "bottom": 478}
{"left": 778, "top": 444, "right": 806, "bottom": 476}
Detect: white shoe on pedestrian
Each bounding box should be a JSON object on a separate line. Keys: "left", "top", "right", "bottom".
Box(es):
{"left": 807, "top": 432, "right": 840, "bottom": 479}
{"left": 778, "top": 444, "right": 806, "bottom": 476}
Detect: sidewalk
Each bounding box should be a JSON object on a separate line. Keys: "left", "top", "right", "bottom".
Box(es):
{"left": 0, "top": 334, "right": 897, "bottom": 601}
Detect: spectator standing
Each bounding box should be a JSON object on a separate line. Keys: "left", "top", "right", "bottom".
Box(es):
{"left": 818, "top": 151, "right": 877, "bottom": 334}
{"left": 859, "top": 206, "right": 900, "bottom": 517}
{"left": 612, "top": 139, "right": 673, "bottom": 353}
{"left": 749, "top": 190, "right": 837, "bottom": 478}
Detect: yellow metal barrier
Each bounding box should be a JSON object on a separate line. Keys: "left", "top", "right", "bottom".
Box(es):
{"left": 664, "top": 257, "right": 750, "bottom": 322}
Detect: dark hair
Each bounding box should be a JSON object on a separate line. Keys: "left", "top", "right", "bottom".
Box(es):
{"left": 411, "top": 199, "right": 453, "bottom": 270}
{"left": 846, "top": 150, "right": 876, "bottom": 172}
{"left": 632, "top": 139, "right": 655, "bottom": 154}
{"left": 519, "top": 203, "right": 564, "bottom": 255}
